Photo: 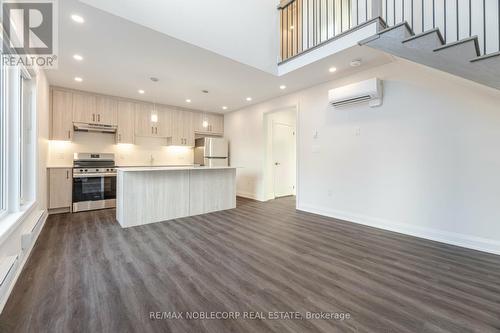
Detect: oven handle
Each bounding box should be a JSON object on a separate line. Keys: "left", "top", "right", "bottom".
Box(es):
{"left": 73, "top": 173, "right": 117, "bottom": 178}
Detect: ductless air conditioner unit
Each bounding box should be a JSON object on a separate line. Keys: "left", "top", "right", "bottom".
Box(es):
{"left": 328, "top": 78, "right": 383, "bottom": 108}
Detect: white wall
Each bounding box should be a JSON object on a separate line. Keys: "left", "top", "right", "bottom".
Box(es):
{"left": 225, "top": 58, "right": 500, "bottom": 254}
{"left": 48, "top": 133, "right": 194, "bottom": 167}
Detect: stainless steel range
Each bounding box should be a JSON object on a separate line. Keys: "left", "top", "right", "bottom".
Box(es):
{"left": 73, "top": 153, "right": 116, "bottom": 212}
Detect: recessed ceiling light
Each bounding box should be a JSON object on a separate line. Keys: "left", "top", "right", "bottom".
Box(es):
{"left": 185, "top": 99, "right": 191, "bottom": 103}
{"left": 138, "top": 89, "right": 145, "bottom": 94}
{"left": 74, "top": 77, "right": 83, "bottom": 82}
{"left": 350, "top": 59, "right": 362, "bottom": 67}
{"left": 246, "top": 97, "right": 252, "bottom": 101}
{"left": 329, "top": 67, "right": 337, "bottom": 73}
{"left": 280, "top": 85, "right": 287, "bottom": 90}
{"left": 71, "top": 14, "right": 84, "bottom": 23}
{"left": 73, "top": 54, "right": 83, "bottom": 61}
{"left": 222, "top": 106, "right": 228, "bottom": 110}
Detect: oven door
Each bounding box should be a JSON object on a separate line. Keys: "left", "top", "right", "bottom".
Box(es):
{"left": 72, "top": 174, "right": 116, "bottom": 212}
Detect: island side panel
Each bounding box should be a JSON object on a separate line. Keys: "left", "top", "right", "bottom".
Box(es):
{"left": 189, "top": 168, "right": 236, "bottom": 216}
{"left": 118, "top": 170, "right": 190, "bottom": 227}
{"left": 116, "top": 170, "right": 124, "bottom": 225}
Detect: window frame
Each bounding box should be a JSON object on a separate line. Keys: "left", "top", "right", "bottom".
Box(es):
{"left": 0, "top": 46, "right": 6, "bottom": 219}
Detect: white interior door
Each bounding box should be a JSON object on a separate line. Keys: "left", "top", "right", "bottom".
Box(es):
{"left": 272, "top": 122, "right": 296, "bottom": 198}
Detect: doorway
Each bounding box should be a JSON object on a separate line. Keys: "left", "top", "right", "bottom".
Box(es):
{"left": 264, "top": 107, "right": 297, "bottom": 200}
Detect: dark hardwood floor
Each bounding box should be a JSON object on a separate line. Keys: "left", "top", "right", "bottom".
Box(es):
{"left": 1, "top": 197, "right": 500, "bottom": 333}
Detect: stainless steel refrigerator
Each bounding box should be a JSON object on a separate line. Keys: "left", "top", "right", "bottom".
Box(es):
{"left": 194, "top": 137, "right": 229, "bottom": 167}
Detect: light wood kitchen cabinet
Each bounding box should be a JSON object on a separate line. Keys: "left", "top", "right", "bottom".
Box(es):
{"left": 116, "top": 101, "right": 135, "bottom": 144}
{"left": 72, "top": 93, "right": 97, "bottom": 124}
{"left": 73, "top": 93, "right": 117, "bottom": 126}
{"left": 194, "top": 113, "right": 224, "bottom": 135}
{"left": 49, "top": 168, "right": 72, "bottom": 209}
{"left": 51, "top": 89, "right": 73, "bottom": 141}
{"left": 135, "top": 103, "right": 169, "bottom": 137}
{"left": 169, "top": 110, "right": 194, "bottom": 146}
{"left": 96, "top": 96, "right": 118, "bottom": 126}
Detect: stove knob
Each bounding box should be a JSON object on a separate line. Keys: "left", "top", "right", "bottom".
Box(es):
{"left": 84, "top": 169, "right": 88, "bottom": 172}
{"left": 95, "top": 169, "right": 99, "bottom": 172}
{"left": 106, "top": 169, "right": 110, "bottom": 172}
{"left": 80, "top": 169, "right": 83, "bottom": 172}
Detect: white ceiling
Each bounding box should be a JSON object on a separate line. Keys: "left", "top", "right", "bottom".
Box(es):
{"left": 46, "top": 0, "right": 393, "bottom": 113}
{"left": 80, "top": 0, "right": 281, "bottom": 75}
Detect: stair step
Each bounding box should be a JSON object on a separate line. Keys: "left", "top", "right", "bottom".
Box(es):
{"left": 433, "top": 36, "right": 480, "bottom": 62}
{"left": 470, "top": 51, "right": 500, "bottom": 63}
{"left": 377, "top": 21, "right": 414, "bottom": 40}
{"left": 402, "top": 28, "right": 444, "bottom": 50}
{"left": 469, "top": 51, "right": 500, "bottom": 89}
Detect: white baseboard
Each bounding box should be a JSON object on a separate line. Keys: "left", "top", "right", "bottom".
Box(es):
{"left": 237, "top": 191, "right": 265, "bottom": 202}
{"left": 0, "top": 210, "right": 48, "bottom": 313}
{"left": 297, "top": 203, "right": 500, "bottom": 256}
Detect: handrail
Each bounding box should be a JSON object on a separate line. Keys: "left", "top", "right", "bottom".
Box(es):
{"left": 278, "top": 0, "right": 499, "bottom": 62}
{"left": 278, "top": 0, "right": 381, "bottom": 62}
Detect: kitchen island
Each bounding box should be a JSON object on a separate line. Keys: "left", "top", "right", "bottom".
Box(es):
{"left": 116, "top": 166, "right": 236, "bottom": 228}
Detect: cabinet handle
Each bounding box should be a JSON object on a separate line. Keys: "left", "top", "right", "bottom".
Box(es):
{"left": 98, "top": 114, "right": 101, "bottom": 122}
{"left": 155, "top": 127, "right": 158, "bottom": 134}
{"left": 66, "top": 170, "right": 69, "bottom": 179}
{"left": 118, "top": 134, "right": 121, "bottom": 142}
{"left": 151, "top": 126, "right": 154, "bottom": 134}
{"left": 67, "top": 130, "right": 71, "bottom": 139}
{"left": 92, "top": 114, "right": 95, "bottom": 122}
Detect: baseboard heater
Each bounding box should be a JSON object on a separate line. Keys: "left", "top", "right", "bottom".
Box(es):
{"left": 0, "top": 255, "right": 18, "bottom": 287}
{"left": 21, "top": 210, "right": 45, "bottom": 251}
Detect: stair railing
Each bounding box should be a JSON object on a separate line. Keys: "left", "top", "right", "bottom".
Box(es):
{"left": 278, "top": 0, "right": 384, "bottom": 63}
{"left": 382, "top": 0, "right": 500, "bottom": 55}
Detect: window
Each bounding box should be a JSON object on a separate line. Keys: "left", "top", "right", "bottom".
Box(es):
{"left": 0, "top": 31, "right": 37, "bottom": 221}
{"left": 0, "top": 48, "right": 6, "bottom": 217}
{"left": 19, "top": 72, "right": 35, "bottom": 205}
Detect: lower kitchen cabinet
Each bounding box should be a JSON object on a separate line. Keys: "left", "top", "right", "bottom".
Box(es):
{"left": 49, "top": 168, "right": 72, "bottom": 211}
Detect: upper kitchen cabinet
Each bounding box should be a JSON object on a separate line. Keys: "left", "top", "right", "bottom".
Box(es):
{"left": 135, "top": 103, "right": 169, "bottom": 137}
{"left": 73, "top": 93, "right": 117, "bottom": 126}
{"left": 116, "top": 101, "right": 135, "bottom": 144}
{"left": 51, "top": 89, "right": 73, "bottom": 141}
{"left": 72, "top": 92, "right": 96, "bottom": 124}
{"left": 96, "top": 96, "right": 118, "bottom": 126}
{"left": 194, "top": 113, "right": 224, "bottom": 135}
{"left": 168, "top": 110, "right": 194, "bottom": 146}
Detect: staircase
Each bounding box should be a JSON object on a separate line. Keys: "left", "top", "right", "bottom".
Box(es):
{"left": 360, "top": 22, "right": 500, "bottom": 89}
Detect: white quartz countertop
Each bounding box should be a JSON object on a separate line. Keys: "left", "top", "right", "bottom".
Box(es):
{"left": 116, "top": 166, "right": 237, "bottom": 172}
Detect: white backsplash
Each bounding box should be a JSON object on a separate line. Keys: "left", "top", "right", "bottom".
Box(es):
{"left": 48, "top": 132, "right": 194, "bottom": 167}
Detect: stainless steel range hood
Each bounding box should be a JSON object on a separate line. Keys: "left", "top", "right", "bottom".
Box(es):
{"left": 74, "top": 122, "right": 117, "bottom": 133}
